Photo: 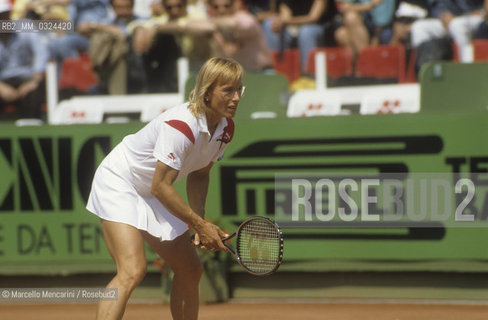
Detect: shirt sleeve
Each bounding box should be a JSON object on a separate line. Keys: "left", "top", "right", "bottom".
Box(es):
{"left": 153, "top": 120, "right": 195, "bottom": 170}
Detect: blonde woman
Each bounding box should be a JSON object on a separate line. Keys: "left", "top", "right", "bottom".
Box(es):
{"left": 86, "top": 57, "right": 245, "bottom": 320}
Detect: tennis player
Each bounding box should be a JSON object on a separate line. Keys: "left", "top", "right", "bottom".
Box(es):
{"left": 86, "top": 57, "right": 245, "bottom": 320}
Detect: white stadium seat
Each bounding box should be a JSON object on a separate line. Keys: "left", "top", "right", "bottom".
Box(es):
{"left": 359, "top": 87, "right": 420, "bottom": 114}
{"left": 287, "top": 90, "right": 342, "bottom": 117}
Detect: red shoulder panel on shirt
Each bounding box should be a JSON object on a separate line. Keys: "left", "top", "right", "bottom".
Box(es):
{"left": 165, "top": 120, "right": 195, "bottom": 144}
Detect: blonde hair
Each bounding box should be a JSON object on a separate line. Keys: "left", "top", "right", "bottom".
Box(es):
{"left": 188, "top": 57, "right": 245, "bottom": 117}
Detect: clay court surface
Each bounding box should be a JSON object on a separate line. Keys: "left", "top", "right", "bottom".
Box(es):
{"left": 1, "top": 301, "right": 488, "bottom": 320}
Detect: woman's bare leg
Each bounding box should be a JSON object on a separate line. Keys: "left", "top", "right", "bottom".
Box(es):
{"left": 343, "top": 11, "right": 370, "bottom": 54}
{"left": 97, "top": 220, "right": 147, "bottom": 320}
{"left": 142, "top": 231, "right": 203, "bottom": 320}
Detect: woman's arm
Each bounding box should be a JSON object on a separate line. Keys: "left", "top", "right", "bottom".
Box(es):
{"left": 132, "top": 25, "right": 158, "bottom": 54}
{"left": 186, "top": 162, "right": 213, "bottom": 217}
{"left": 271, "top": 0, "right": 327, "bottom": 32}
{"left": 213, "top": 31, "right": 239, "bottom": 57}
{"left": 340, "top": 0, "right": 383, "bottom": 14}
{"left": 281, "top": 0, "right": 328, "bottom": 26}
{"left": 151, "top": 161, "right": 227, "bottom": 250}
{"left": 0, "top": 81, "right": 19, "bottom": 102}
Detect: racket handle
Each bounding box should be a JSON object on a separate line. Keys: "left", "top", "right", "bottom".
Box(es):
{"left": 224, "top": 243, "right": 236, "bottom": 255}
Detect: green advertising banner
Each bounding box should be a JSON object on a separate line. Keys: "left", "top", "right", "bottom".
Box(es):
{"left": 0, "top": 111, "right": 488, "bottom": 274}
{"left": 0, "top": 123, "right": 153, "bottom": 274}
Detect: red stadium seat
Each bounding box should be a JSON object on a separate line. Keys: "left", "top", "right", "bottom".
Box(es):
{"left": 355, "top": 45, "right": 406, "bottom": 82}
{"left": 472, "top": 39, "right": 488, "bottom": 61}
{"left": 59, "top": 53, "right": 98, "bottom": 92}
{"left": 404, "top": 49, "right": 417, "bottom": 83}
{"left": 305, "top": 46, "right": 354, "bottom": 79}
{"left": 451, "top": 42, "right": 460, "bottom": 62}
{"left": 270, "top": 49, "right": 301, "bottom": 83}
{"left": 3, "top": 104, "right": 17, "bottom": 113}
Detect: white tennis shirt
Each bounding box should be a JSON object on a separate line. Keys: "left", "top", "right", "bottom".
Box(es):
{"left": 122, "top": 102, "right": 233, "bottom": 194}
{"left": 86, "top": 103, "right": 234, "bottom": 240}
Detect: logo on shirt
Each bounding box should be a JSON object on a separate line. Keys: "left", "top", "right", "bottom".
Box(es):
{"left": 168, "top": 153, "right": 176, "bottom": 161}
{"left": 217, "top": 118, "right": 235, "bottom": 148}
{"left": 218, "top": 131, "right": 232, "bottom": 144}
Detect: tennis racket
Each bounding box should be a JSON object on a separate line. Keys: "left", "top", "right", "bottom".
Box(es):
{"left": 222, "top": 216, "right": 284, "bottom": 276}
{"left": 194, "top": 216, "right": 284, "bottom": 276}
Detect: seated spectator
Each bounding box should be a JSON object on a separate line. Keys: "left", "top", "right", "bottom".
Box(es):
{"left": 11, "top": 0, "right": 71, "bottom": 57}
{"left": 242, "top": 0, "right": 278, "bottom": 22}
{"left": 131, "top": 0, "right": 213, "bottom": 92}
{"left": 0, "top": 5, "right": 49, "bottom": 120}
{"left": 11, "top": 0, "right": 70, "bottom": 20}
{"left": 133, "top": 0, "right": 154, "bottom": 18}
{"left": 48, "top": 0, "right": 110, "bottom": 75}
{"left": 334, "top": 0, "right": 395, "bottom": 58}
{"left": 262, "top": 0, "right": 338, "bottom": 72}
{"left": 388, "top": 0, "right": 428, "bottom": 48}
{"left": 207, "top": 0, "right": 273, "bottom": 71}
{"left": 474, "top": 0, "right": 488, "bottom": 40}
{"left": 411, "top": 0, "right": 487, "bottom": 63}
{"left": 475, "top": 20, "right": 488, "bottom": 40}
{"left": 79, "top": 0, "right": 147, "bottom": 94}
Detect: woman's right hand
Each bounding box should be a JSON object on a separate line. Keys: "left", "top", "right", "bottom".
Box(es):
{"left": 192, "top": 220, "right": 229, "bottom": 252}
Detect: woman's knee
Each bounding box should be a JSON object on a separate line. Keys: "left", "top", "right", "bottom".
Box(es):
{"left": 193, "top": 259, "right": 204, "bottom": 279}
{"left": 173, "top": 256, "right": 203, "bottom": 284}
{"left": 343, "top": 11, "right": 362, "bottom": 27}
{"left": 448, "top": 17, "right": 472, "bottom": 45}
{"left": 411, "top": 19, "right": 445, "bottom": 47}
{"left": 335, "top": 27, "right": 350, "bottom": 46}
{"left": 117, "top": 262, "right": 147, "bottom": 289}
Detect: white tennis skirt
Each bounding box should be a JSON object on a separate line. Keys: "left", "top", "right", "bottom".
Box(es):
{"left": 86, "top": 159, "right": 188, "bottom": 241}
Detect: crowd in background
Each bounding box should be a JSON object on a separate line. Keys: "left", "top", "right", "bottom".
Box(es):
{"left": 1, "top": 0, "right": 488, "bottom": 120}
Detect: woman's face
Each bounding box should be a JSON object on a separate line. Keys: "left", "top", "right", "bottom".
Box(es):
{"left": 206, "top": 81, "right": 244, "bottom": 119}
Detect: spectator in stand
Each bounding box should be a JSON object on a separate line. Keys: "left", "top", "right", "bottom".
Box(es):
{"left": 474, "top": 15, "right": 488, "bottom": 39}
{"left": 11, "top": 0, "right": 70, "bottom": 20}
{"left": 207, "top": 0, "right": 273, "bottom": 71}
{"left": 133, "top": 0, "right": 154, "bottom": 18}
{"left": 0, "top": 3, "right": 49, "bottom": 120}
{"left": 388, "top": 0, "right": 429, "bottom": 48}
{"left": 242, "top": 0, "right": 278, "bottom": 22}
{"left": 411, "top": 0, "right": 487, "bottom": 63}
{"left": 48, "top": 0, "right": 110, "bottom": 75}
{"left": 10, "top": 1, "right": 71, "bottom": 60}
{"left": 334, "top": 0, "right": 396, "bottom": 58}
{"left": 78, "top": 0, "right": 147, "bottom": 94}
{"left": 148, "top": 0, "right": 164, "bottom": 15}
{"left": 474, "top": 0, "right": 488, "bottom": 39}
{"left": 131, "top": 0, "right": 214, "bottom": 92}
{"left": 262, "top": 0, "right": 338, "bottom": 72}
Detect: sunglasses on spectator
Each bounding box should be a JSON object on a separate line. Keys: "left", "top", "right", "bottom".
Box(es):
{"left": 212, "top": 3, "right": 232, "bottom": 10}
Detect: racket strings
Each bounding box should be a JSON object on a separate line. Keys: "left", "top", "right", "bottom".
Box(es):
{"left": 236, "top": 219, "right": 282, "bottom": 274}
